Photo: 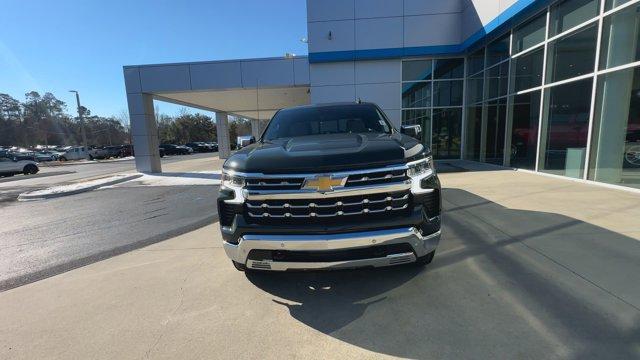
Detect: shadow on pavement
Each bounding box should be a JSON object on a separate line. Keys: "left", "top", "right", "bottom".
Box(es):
{"left": 247, "top": 189, "right": 640, "bottom": 359}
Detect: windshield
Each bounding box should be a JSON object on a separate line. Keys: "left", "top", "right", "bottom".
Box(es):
{"left": 262, "top": 104, "right": 392, "bottom": 141}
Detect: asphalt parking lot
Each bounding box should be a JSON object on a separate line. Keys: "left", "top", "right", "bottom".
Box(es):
{"left": 0, "top": 154, "right": 221, "bottom": 291}
{"left": 1, "top": 164, "right": 639, "bottom": 359}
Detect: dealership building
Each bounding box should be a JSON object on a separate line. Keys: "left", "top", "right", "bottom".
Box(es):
{"left": 124, "top": 0, "right": 640, "bottom": 190}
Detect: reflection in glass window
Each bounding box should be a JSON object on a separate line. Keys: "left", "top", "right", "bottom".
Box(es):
{"left": 433, "top": 58, "right": 464, "bottom": 79}
{"left": 465, "top": 106, "right": 483, "bottom": 161}
{"left": 540, "top": 79, "right": 592, "bottom": 178}
{"left": 402, "top": 60, "right": 433, "bottom": 81}
{"left": 549, "top": 0, "right": 598, "bottom": 36}
{"left": 466, "top": 72, "right": 484, "bottom": 104}
{"left": 487, "top": 34, "right": 510, "bottom": 67}
{"left": 402, "top": 82, "right": 432, "bottom": 108}
{"left": 513, "top": 12, "right": 546, "bottom": 53}
{"left": 485, "top": 98, "right": 507, "bottom": 164}
{"left": 486, "top": 62, "right": 509, "bottom": 99}
{"left": 433, "top": 80, "right": 463, "bottom": 107}
{"left": 605, "top": 0, "right": 632, "bottom": 10}
{"left": 511, "top": 91, "right": 541, "bottom": 169}
{"left": 432, "top": 108, "right": 462, "bottom": 159}
{"left": 599, "top": 4, "right": 640, "bottom": 70}
{"left": 468, "top": 48, "right": 485, "bottom": 75}
{"left": 402, "top": 109, "right": 431, "bottom": 147}
{"left": 588, "top": 67, "right": 640, "bottom": 189}
{"left": 546, "top": 24, "right": 597, "bottom": 83}
{"left": 513, "top": 47, "right": 544, "bottom": 91}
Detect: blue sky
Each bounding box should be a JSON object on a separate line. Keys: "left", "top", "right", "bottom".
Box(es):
{"left": 0, "top": 0, "right": 308, "bottom": 118}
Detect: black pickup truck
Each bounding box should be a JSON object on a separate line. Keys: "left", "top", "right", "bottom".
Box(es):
{"left": 217, "top": 102, "right": 441, "bottom": 271}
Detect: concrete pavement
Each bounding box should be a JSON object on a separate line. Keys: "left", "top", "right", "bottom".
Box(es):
{"left": 1, "top": 166, "right": 639, "bottom": 359}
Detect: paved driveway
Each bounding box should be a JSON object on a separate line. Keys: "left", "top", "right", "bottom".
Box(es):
{"left": 1, "top": 167, "right": 639, "bottom": 359}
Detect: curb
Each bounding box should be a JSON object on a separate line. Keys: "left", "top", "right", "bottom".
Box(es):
{"left": 17, "top": 174, "right": 143, "bottom": 201}
{"left": 39, "top": 157, "right": 136, "bottom": 167}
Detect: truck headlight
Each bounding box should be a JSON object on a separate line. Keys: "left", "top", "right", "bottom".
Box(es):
{"left": 221, "top": 171, "right": 245, "bottom": 188}
{"left": 407, "top": 156, "right": 434, "bottom": 178}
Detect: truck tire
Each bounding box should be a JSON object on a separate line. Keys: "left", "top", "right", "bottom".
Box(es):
{"left": 59, "top": 156, "right": 67, "bottom": 162}
{"left": 23, "top": 164, "right": 38, "bottom": 175}
{"left": 414, "top": 250, "right": 435, "bottom": 266}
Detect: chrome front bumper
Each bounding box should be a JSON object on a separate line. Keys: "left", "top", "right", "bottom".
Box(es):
{"left": 223, "top": 227, "right": 441, "bottom": 271}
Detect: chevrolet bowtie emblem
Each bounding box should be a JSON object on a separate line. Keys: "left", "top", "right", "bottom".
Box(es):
{"left": 302, "top": 175, "right": 347, "bottom": 192}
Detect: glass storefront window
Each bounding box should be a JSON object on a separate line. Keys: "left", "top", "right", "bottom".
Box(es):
{"left": 485, "top": 98, "right": 507, "bottom": 164}
{"left": 402, "top": 82, "right": 431, "bottom": 108}
{"left": 546, "top": 24, "right": 597, "bottom": 83}
{"left": 599, "top": 3, "right": 640, "bottom": 70}
{"left": 513, "top": 47, "right": 544, "bottom": 91}
{"left": 510, "top": 91, "right": 541, "bottom": 169}
{"left": 433, "top": 58, "right": 464, "bottom": 79}
{"left": 432, "top": 108, "right": 462, "bottom": 159}
{"left": 402, "top": 60, "right": 432, "bottom": 81}
{"left": 465, "top": 106, "right": 483, "bottom": 161}
{"left": 605, "top": 0, "right": 631, "bottom": 11}
{"left": 433, "top": 80, "right": 463, "bottom": 107}
{"left": 487, "top": 34, "right": 510, "bottom": 67}
{"left": 549, "top": 0, "right": 599, "bottom": 36}
{"left": 467, "top": 72, "right": 484, "bottom": 104}
{"left": 486, "top": 62, "right": 509, "bottom": 99}
{"left": 468, "top": 48, "right": 485, "bottom": 75}
{"left": 588, "top": 67, "right": 640, "bottom": 189}
{"left": 540, "top": 79, "right": 592, "bottom": 178}
{"left": 513, "top": 12, "right": 546, "bottom": 53}
{"left": 402, "top": 109, "right": 432, "bottom": 148}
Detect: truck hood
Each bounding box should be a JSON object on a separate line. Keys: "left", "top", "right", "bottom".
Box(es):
{"left": 224, "top": 132, "right": 427, "bottom": 174}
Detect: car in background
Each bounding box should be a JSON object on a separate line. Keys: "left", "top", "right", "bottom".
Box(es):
{"left": 34, "top": 151, "right": 59, "bottom": 162}
{"left": 102, "top": 146, "right": 125, "bottom": 158}
{"left": 205, "top": 142, "right": 218, "bottom": 152}
{"left": 58, "top": 146, "right": 88, "bottom": 161}
{"left": 0, "top": 156, "right": 39, "bottom": 176}
{"left": 185, "top": 142, "right": 210, "bottom": 153}
{"left": 160, "top": 144, "right": 192, "bottom": 155}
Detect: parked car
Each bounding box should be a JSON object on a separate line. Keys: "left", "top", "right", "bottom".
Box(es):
{"left": 34, "top": 151, "right": 59, "bottom": 162}
{"left": 58, "top": 146, "right": 88, "bottom": 161}
{"left": 217, "top": 102, "right": 441, "bottom": 272}
{"left": 205, "top": 142, "right": 219, "bottom": 152}
{"left": 160, "top": 144, "right": 192, "bottom": 155}
{"left": 0, "top": 156, "right": 39, "bottom": 176}
{"left": 185, "top": 142, "right": 211, "bottom": 153}
{"left": 103, "top": 146, "right": 125, "bottom": 158}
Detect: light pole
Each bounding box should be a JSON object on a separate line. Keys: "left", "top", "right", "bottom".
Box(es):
{"left": 69, "top": 90, "right": 88, "bottom": 153}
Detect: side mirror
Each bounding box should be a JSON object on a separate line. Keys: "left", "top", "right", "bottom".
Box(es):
{"left": 401, "top": 125, "right": 422, "bottom": 140}
{"left": 249, "top": 136, "right": 256, "bottom": 144}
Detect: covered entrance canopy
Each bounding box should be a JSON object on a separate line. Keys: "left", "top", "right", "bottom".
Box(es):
{"left": 123, "top": 56, "right": 310, "bottom": 172}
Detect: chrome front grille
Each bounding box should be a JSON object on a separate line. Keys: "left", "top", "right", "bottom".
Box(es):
{"left": 245, "top": 190, "right": 410, "bottom": 224}
{"left": 345, "top": 169, "right": 407, "bottom": 187}
{"left": 242, "top": 167, "right": 408, "bottom": 191}
{"left": 245, "top": 178, "right": 304, "bottom": 190}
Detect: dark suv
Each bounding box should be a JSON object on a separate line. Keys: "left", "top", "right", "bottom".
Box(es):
{"left": 217, "top": 102, "right": 441, "bottom": 271}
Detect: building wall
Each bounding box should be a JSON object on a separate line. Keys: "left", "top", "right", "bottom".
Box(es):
{"left": 309, "top": 59, "right": 402, "bottom": 127}
{"left": 306, "top": 0, "right": 465, "bottom": 55}
{"left": 305, "top": 0, "right": 520, "bottom": 127}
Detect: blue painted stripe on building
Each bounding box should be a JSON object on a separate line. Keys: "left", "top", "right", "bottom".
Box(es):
{"left": 308, "top": 0, "right": 552, "bottom": 63}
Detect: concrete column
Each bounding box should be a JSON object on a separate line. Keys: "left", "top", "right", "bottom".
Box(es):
{"left": 127, "top": 93, "right": 161, "bottom": 173}
{"left": 250, "top": 118, "right": 261, "bottom": 139}
{"left": 216, "top": 112, "right": 231, "bottom": 159}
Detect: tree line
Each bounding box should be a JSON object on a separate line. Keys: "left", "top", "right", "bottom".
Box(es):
{"left": 0, "top": 91, "right": 252, "bottom": 148}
